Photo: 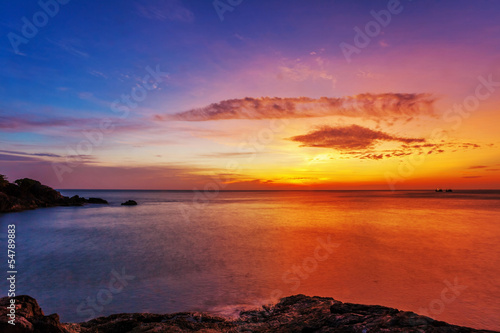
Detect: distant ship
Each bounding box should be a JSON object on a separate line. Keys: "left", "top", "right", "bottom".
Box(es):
{"left": 435, "top": 188, "right": 453, "bottom": 192}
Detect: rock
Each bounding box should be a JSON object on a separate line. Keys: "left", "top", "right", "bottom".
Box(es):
{"left": 87, "top": 197, "right": 109, "bottom": 204}
{"left": 1, "top": 294, "right": 497, "bottom": 333}
{"left": 121, "top": 200, "right": 138, "bottom": 206}
{"left": 61, "top": 195, "right": 87, "bottom": 206}
{"left": 0, "top": 295, "right": 68, "bottom": 333}
{"left": 0, "top": 175, "right": 108, "bottom": 213}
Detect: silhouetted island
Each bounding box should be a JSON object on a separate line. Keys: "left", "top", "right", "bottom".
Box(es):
{"left": 1, "top": 295, "right": 497, "bottom": 333}
{"left": 0, "top": 175, "right": 108, "bottom": 213}
{"left": 121, "top": 199, "right": 138, "bottom": 206}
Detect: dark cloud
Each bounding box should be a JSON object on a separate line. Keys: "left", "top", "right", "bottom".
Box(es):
{"left": 288, "top": 124, "right": 425, "bottom": 150}
{"left": 462, "top": 143, "right": 481, "bottom": 148}
{"left": 161, "top": 93, "right": 436, "bottom": 122}
{"left": 358, "top": 150, "right": 428, "bottom": 160}
{"left": 463, "top": 176, "right": 482, "bottom": 179}
{"left": 0, "top": 154, "right": 40, "bottom": 162}
{"left": 288, "top": 124, "right": 482, "bottom": 160}
{"left": 468, "top": 165, "right": 487, "bottom": 169}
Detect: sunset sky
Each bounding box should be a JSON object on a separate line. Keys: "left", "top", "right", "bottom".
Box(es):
{"left": 1, "top": 0, "right": 499, "bottom": 189}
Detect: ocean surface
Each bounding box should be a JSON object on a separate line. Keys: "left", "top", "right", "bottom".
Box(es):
{"left": 1, "top": 190, "right": 499, "bottom": 330}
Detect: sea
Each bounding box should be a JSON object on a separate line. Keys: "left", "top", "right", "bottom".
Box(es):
{"left": 0, "top": 190, "right": 499, "bottom": 330}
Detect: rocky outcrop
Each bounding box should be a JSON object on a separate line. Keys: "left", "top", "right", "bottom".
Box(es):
{"left": 0, "top": 295, "right": 67, "bottom": 333}
{"left": 0, "top": 176, "right": 108, "bottom": 213}
{"left": 88, "top": 197, "right": 109, "bottom": 204}
{"left": 121, "top": 200, "right": 138, "bottom": 206}
{"left": 0, "top": 295, "right": 497, "bottom": 333}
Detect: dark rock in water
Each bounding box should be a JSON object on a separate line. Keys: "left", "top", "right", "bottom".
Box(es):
{"left": 0, "top": 175, "right": 108, "bottom": 213}
{"left": 121, "top": 200, "right": 138, "bottom": 206}
{"left": 0, "top": 294, "right": 497, "bottom": 333}
{"left": 88, "top": 197, "right": 109, "bottom": 204}
{"left": 60, "top": 195, "right": 87, "bottom": 206}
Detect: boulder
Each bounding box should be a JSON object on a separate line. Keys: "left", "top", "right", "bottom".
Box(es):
{"left": 121, "top": 200, "right": 138, "bottom": 206}
{"left": 87, "top": 197, "right": 109, "bottom": 204}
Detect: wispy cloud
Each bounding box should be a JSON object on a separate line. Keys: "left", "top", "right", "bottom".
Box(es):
{"left": 88, "top": 70, "right": 108, "bottom": 79}
{"left": 0, "top": 150, "right": 60, "bottom": 158}
{"left": 0, "top": 114, "right": 75, "bottom": 131}
{"left": 136, "top": 0, "right": 194, "bottom": 23}
{"left": 46, "top": 38, "right": 89, "bottom": 58}
{"left": 0, "top": 160, "right": 229, "bottom": 190}
{"left": 161, "top": 93, "right": 436, "bottom": 122}
{"left": 278, "top": 58, "right": 337, "bottom": 88}
{"left": 199, "top": 152, "right": 260, "bottom": 158}
{"left": 0, "top": 154, "right": 40, "bottom": 162}
{"left": 0, "top": 113, "right": 153, "bottom": 136}
{"left": 465, "top": 166, "right": 500, "bottom": 173}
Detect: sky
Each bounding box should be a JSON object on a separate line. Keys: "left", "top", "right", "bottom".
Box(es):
{"left": 0, "top": 0, "right": 499, "bottom": 190}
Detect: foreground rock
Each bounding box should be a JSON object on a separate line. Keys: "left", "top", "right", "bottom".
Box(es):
{"left": 0, "top": 176, "right": 108, "bottom": 213}
{"left": 0, "top": 295, "right": 497, "bottom": 333}
{"left": 0, "top": 295, "right": 67, "bottom": 333}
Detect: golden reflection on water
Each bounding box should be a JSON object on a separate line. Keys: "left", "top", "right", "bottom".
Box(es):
{"left": 195, "top": 191, "right": 500, "bottom": 330}
{"left": 2, "top": 190, "right": 498, "bottom": 330}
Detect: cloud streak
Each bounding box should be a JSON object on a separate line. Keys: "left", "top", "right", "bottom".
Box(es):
{"left": 136, "top": 0, "right": 194, "bottom": 23}
{"left": 0, "top": 113, "right": 154, "bottom": 137}
{"left": 0, "top": 115, "right": 75, "bottom": 131}
{"left": 161, "top": 93, "right": 436, "bottom": 122}
{"left": 0, "top": 150, "right": 61, "bottom": 158}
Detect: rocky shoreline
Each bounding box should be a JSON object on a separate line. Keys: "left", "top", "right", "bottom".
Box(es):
{"left": 1, "top": 295, "right": 497, "bottom": 333}
{"left": 0, "top": 176, "right": 108, "bottom": 213}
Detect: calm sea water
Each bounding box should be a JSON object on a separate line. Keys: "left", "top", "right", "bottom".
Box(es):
{"left": 0, "top": 190, "right": 499, "bottom": 330}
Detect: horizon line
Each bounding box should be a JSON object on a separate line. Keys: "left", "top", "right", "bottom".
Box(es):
{"left": 56, "top": 189, "right": 500, "bottom": 191}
